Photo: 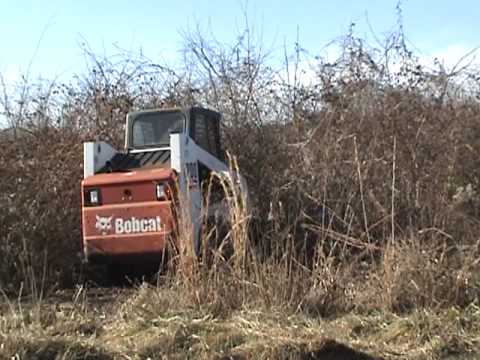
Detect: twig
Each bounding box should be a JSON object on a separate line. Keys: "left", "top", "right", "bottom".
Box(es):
{"left": 391, "top": 136, "right": 396, "bottom": 247}
{"left": 354, "top": 136, "right": 372, "bottom": 255}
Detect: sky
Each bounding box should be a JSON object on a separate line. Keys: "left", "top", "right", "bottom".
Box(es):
{"left": 0, "top": 0, "right": 478, "bottom": 83}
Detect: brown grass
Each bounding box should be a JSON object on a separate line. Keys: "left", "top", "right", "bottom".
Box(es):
{"left": 1, "top": 283, "right": 479, "bottom": 359}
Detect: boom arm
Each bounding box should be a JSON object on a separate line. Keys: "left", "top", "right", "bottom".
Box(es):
{"left": 170, "top": 133, "right": 246, "bottom": 254}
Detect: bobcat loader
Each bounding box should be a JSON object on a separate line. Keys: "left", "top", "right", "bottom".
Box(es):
{"left": 81, "top": 107, "right": 237, "bottom": 271}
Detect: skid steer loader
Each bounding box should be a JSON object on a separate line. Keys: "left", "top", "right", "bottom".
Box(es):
{"left": 81, "top": 107, "right": 238, "bottom": 274}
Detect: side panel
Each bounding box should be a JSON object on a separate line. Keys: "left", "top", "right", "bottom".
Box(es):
{"left": 170, "top": 133, "right": 202, "bottom": 254}
{"left": 84, "top": 141, "right": 117, "bottom": 178}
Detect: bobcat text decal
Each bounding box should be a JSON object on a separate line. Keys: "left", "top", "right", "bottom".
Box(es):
{"left": 95, "top": 215, "right": 162, "bottom": 235}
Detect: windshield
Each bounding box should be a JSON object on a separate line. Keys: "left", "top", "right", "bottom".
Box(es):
{"left": 132, "top": 111, "right": 184, "bottom": 148}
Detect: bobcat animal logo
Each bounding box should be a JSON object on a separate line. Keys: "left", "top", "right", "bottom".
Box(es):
{"left": 95, "top": 215, "right": 113, "bottom": 235}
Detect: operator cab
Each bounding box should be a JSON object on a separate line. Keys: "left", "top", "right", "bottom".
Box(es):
{"left": 91, "top": 107, "right": 223, "bottom": 174}
{"left": 127, "top": 107, "right": 222, "bottom": 159}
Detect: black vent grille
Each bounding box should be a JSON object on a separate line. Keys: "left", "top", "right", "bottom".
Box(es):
{"left": 97, "top": 150, "right": 170, "bottom": 173}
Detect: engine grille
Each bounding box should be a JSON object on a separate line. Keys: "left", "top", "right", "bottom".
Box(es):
{"left": 97, "top": 150, "right": 170, "bottom": 173}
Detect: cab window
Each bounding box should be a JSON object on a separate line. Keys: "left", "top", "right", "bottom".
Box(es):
{"left": 190, "top": 109, "right": 221, "bottom": 158}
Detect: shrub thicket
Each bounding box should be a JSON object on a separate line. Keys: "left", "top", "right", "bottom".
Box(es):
{"left": 1, "top": 22, "right": 479, "bottom": 313}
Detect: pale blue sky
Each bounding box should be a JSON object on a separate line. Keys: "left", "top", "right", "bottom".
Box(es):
{"left": 0, "top": 0, "right": 478, "bottom": 82}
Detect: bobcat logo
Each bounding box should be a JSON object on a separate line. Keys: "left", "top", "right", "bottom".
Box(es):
{"left": 95, "top": 215, "right": 113, "bottom": 235}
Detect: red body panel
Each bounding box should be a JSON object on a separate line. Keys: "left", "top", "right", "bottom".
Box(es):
{"left": 81, "top": 167, "right": 176, "bottom": 263}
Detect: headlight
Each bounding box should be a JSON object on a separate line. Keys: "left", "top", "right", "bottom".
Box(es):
{"left": 90, "top": 189, "right": 99, "bottom": 204}
{"left": 156, "top": 183, "right": 165, "bottom": 200}
{"left": 85, "top": 188, "right": 101, "bottom": 206}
